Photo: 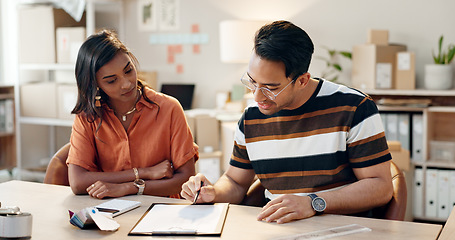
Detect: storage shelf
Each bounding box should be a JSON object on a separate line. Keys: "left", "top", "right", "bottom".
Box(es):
{"left": 422, "top": 160, "right": 455, "bottom": 169}
{"left": 19, "top": 117, "right": 73, "bottom": 127}
{"left": 19, "top": 63, "right": 75, "bottom": 71}
{"left": 414, "top": 216, "right": 446, "bottom": 223}
{"left": 0, "top": 93, "right": 14, "bottom": 100}
{"left": 0, "top": 132, "right": 14, "bottom": 137}
{"left": 428, "top": 106, "right": 455, "bottom": 112}
{"left": 377, "top": 105, "right": 426, "bottom": 112}
{"left": 365, "top": 89, "right": 455, "bottom": 97}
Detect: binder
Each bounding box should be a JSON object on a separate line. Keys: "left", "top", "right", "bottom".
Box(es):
{"left": 0, "top": 100, "right": 5, "bottom": 132}
{"left": 398, "top": 113, "right": 410, "bottom": 151}
{"left": 449, "top": 171, "right": 455, "bottom": 214}
{"left": 5, "top": 99, "right": 14, "bottom": 133}
{"left": 413, "top": 168, "right": 424, "bottom": 217}
{"left": 425, "top": 169, "right": 438, "bottom": 218}
{"left": 437, "top": 170, "right": 450, "bottom": 219}
{"left": 386, "top": 113, "right": 398, "bottom": 141}
{"left": 380, "top": 113, "right": 388, "bottom": 139}
{"left": 412, "top": 114, "right": 424, "bottom": 162}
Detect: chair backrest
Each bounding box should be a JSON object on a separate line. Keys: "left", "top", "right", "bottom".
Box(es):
{"left": 43, "top": 143, "right": 70, "bottom": 186}
{"left": 371, "top": 161, "right": 407, "bottom": 220}
{"left": 241, "top": 161, "right": 407, "bottom": 221}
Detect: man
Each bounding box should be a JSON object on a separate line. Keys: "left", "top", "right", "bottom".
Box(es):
{"left": 181, "top": 20, "right": 393, "bottom": 224}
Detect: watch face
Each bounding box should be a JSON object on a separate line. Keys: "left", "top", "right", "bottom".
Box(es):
{"left": 134, "top": 179, "right": 145, "bottom": 186}
{"left": 312, "top": 197, "right": 326, "bottom": 212}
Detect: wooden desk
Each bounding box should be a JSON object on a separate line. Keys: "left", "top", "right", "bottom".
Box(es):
{"left": 0, "top": 180, "right": 443, "bottom": 240}
{"left": 438, "top": 207, "right": 455, "bottom": 239}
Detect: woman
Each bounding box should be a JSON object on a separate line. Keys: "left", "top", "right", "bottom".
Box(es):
{"left": 67, "top": 30, "right": 198, "bottom": 199}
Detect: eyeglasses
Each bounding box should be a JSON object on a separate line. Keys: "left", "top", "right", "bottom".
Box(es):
{"left": 240, "top": 72, "right": 295, "bottom": 101}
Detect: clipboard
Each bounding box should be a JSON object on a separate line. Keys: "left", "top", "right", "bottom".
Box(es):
{"left": 128, "top": 203, "right": 229, "bottom": 236}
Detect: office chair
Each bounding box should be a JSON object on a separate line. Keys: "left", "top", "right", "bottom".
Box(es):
{"left": 240, "top": 161, "right": 407, "bottom": 221}
{"left": 43, "top": 143, "right": 70, "bottom": 186}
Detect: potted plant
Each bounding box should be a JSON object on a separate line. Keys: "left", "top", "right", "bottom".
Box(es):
{"left": 424, "top": 35, "right": 455, "bottom": 90}
{"left": 315, "top": 47, "right": 352, "bottom": 83}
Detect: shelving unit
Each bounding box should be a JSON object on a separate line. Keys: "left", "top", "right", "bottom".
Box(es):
{"left": 367, "top": 89, "right": 455, "bottom": 223}
{"left": 12, "top": 0, "right": 124, "bottom": 179}
{"left": 0, "top": 85, "right": 15, "bottom": 170}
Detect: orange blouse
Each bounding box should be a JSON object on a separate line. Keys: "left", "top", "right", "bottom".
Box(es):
{"left": 67, "top": 87, "right": 198, "bottom": 172}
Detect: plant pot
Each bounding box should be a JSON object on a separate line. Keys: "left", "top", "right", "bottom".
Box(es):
{"left": 424, "top": 64, "right": 453, "bottom": 90}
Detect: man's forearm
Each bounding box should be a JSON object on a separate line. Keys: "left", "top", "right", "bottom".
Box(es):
{"left": 212, "top": 174, "right": 249, "bottom": 204}
{"left": 318, "top": 177, "right": 393, "bottom": 215}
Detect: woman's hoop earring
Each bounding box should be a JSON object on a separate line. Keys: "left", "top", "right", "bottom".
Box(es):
{"left": 95, "top": 87, "right": 101, "bottom": 107}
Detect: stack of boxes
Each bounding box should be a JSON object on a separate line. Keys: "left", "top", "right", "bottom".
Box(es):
{"left": 19, "top": 5, "right": 86, "bottom": 120}
{"left": 352, "top": 29, "right": 415, "bottom": 90}
{"left": 185, "top": 110, "right": 222, "bottom": 183}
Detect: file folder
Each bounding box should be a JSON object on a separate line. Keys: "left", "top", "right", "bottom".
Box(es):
{"left": 412, "top": 114, "right": 424, "bottom": 162}
{"left": 425, "top": 169, "right": 438, "bottom": 218}
{"left": 413, "top": 168, "right": 424, "bottom": 217}
{"left": 437, "top": 170, "right": 450, "bottom": 219}
{"left": 380, "top": 113, "right": 388, "bottom": 139}
{"left": 386, "top": 113, "right": 398, "bottom": 141}
{"left": 398, "top": 113, "right": 410, "bottom": 151}
{"left": 449, "top": 171, "right": 455, "bottom": 214}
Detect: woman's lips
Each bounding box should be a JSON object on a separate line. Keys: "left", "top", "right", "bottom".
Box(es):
{"left": 122, "top": 88, "right": 135, "bottom": 96}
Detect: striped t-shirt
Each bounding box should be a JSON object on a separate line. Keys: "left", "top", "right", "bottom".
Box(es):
{"left": 230, "top": 79, "right": 391, "bottom": 195}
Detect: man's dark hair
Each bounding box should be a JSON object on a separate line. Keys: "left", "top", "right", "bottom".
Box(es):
{"left": 254, "top": 20, "right": 314, "bottom": 80}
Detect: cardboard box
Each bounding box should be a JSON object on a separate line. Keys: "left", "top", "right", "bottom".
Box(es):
{"left": 367, "top": 29, "right": 389, "bottom": 45}
{"left": 54, "top": 70, "right": 77, "bottom": 84}
{"left": 138, "top": 71, "right": 158, "bottom": 90}
{"left": 221, "top": 121, "right": 237, "bottom": 172}
{"left": 185, "top": 113, "right": 196, "bottom": 140}
{"left": 56, "top": 27, "right": 86, "bottom": 63}
{"left": 388, "top": 141, "right": 410, "bottom": 171}
{"left": 351, "top": 44, "right": 407, "bottom": 89}
{"left": 195, "top": 115, "right": 220, "bottom": 152}
{"left": 18, "top": 7, "right": 86, "bottom": 64}
{"left": 197, "top": 151, "right": 222, "bottom": 183}
{"left": 19, "top": 5, "right": 56, "bottom": 63}
{"left": 430, "top": 140, "right": 455, "bottom": 162}
{"left": 395, "top": 52, "right": 416, "bottom": 90}
{"left": 57, "top": 84, "right": 78, "bottom": 120}
{"left": 21, "top": 82, "right": 57, "bottom": 118}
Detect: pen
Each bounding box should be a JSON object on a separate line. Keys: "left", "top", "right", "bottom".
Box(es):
{"left": 192, "top": 181, "right": 203, "bottom": 205}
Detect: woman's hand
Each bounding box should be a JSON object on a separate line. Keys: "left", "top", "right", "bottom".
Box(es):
{"left": 86, "top": 181, "right": 132, "bottom": 199}
{"left": 141, "top": 160, "right": 174, "bottom": 180}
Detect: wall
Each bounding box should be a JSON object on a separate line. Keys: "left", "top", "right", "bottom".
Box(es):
{"left": 0, "top": 1, "right": 4, "bottom": 84}
{"left": 121, "top": 0, "right": 455, "bottom": 108}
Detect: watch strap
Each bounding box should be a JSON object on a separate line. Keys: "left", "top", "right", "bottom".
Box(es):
{"left": 134, "top": 179, "right": 145, "bottom": 195}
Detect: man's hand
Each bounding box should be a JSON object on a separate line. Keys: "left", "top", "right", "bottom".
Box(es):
{"left": 257, "top": 194, "right": 316, "bottom": 224}
{"left": 180, "top": 173, "right": 215, "bottom": 204}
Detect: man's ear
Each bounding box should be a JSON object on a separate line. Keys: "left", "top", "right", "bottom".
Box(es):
{"left": 296, "top": 72, "right": 311, "bottom": 88}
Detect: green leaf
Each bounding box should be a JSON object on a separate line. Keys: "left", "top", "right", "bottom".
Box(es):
{"left": 438, "top": 35, "right": 443, "bottom": 62}
{"left": 339, "top": 51, "right": 352, "bottom": 59}
{"left": 329, "top": 76, "right": 339, "bottom": 82}
{"left": 447, "top": 45, "right": 455, "bottom": 64}
{"left": 332, "top": 64, "right": 342, "bottom": 71}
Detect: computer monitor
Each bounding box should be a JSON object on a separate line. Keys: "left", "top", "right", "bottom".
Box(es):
{"left": 160, "top": 84, "right": 195, "bottom": 110}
